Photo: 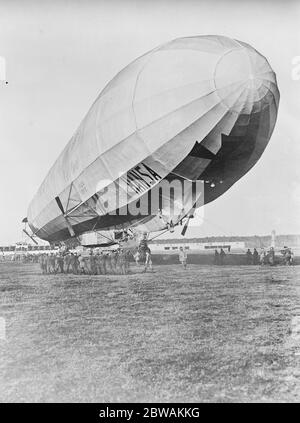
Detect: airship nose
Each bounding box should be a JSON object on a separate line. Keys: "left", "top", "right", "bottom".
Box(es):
{"left": 214, "top": 46, "right": 275, "bottom": 113}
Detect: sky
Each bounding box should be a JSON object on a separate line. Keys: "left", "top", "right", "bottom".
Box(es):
{"left": 0, "top": 0, "right": 299, "bottom": 244}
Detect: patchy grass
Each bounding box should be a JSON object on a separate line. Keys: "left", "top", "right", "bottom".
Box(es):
{"left": 0, "top": 262, "right": 300, "bottom": 402}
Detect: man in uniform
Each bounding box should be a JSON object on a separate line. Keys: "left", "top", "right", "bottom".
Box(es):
{"left": 110, "top": 250, "right": 118, "bottom": 274}
{"left": 143, "top": 247, "right": 153, "bottom": 273}
{"left": 71, "top": 253, "right": 79, "bottom": 274}
{"left": 179, "top": 246, "right": 188, "bottom": 269}
{"left": 125, "top": 250, "right": 131, "bottom": 274}
{"left": 118, "top": 249, "right": 126, "bottom": 275}
{"left": 253, "top": 248, "right": 259, "bottom": 265}
{"left": 57, "top": 253, "right": 64, "bottom": 273}
{"left": 268, "top": 247, "right": 275, "bottom": 266}
{"left": 38, "top": 254, "right": 46, "bottom": 274}
{"left": 283, "top": 246, "right": 292, "bottom": 265}
{"left": 54, "top": 253, "right": 60, "bottom": 273}
{"left": 214, "top": 249, "right": 219, "bottom": 265}
{"left": 63, "top": 253, "right": 70, "bottom": 273}
{"left": 87, "top": 250, "right": 96, "bottom": 275}
{"left": 260, "top": 249, "right": 266, "bottom": 265}
{"left": 78, "top": 254, "right": 86, "bottom": 274}
{"left": 246, "top": 249, "right": 253, "bottom": 265}
{"left": 134, "top": 249, "right": 140, "bottom": 265}
{"left": 95, "top": 251, "right": 102, "bottom": 275}
{"left": 219, "top": 248, "right": 226, "bottom": 265}
{"left": 105, "top": 253, "right": 112, "bottom": 274}
{"left": 48, "top": 253, "right": 56, "bottom": 274}
{"left": 99, "top": 252, "right": 106, "bottom": 275}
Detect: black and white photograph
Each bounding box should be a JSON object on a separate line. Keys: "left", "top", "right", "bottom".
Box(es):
{"left": 0, "top": 0, "right": 300, "bottom": 406}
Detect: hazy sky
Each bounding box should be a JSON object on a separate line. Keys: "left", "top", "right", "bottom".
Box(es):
{"left": 0, "top": 0, "right": 299, "bottom": 244}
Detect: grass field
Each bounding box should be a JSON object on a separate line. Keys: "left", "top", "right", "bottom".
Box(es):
{"left": 0, "top": 262, "right": 300, "bottom": 402}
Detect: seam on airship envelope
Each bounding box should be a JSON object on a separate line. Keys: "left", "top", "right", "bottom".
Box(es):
{"left": 131, "top": 46, "right": 159, "bottom": 156}
{"left": 213, "top": 47, "right": 252, "bottom": 113}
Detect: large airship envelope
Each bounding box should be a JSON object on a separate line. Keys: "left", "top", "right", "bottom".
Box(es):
{"left": 27, "top": 35, "right": 279, "bottom": 242}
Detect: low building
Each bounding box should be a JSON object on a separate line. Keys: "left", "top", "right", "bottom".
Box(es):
{"left": 149, "top": 240, "right": 245, "bottom": 255}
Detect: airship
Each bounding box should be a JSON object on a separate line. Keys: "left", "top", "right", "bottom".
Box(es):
{"left": 25, "top": 35, "right": 279, "bottom": 245}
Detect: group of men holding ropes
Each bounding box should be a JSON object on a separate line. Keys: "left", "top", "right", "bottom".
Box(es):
{"left": 38, "top": 249, "right": 131, "bottom": 275}
{"left": 38, "top": 244, "right": 154, "bottom": 275}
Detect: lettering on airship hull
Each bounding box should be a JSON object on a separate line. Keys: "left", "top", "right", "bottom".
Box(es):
{"left": 120, "top": 163, "right": 162, "bottom": 196}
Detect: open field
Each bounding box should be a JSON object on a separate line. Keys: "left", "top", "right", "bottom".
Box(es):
{"left": 0, "top": 262, "right": 300, "bottom": 402}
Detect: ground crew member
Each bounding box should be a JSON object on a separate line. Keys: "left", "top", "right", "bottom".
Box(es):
{"left": 39, "top": 254, "right": 46, "bottom": 274}
{"left": 260, "top": 249, "right": 266, "bottom": 265}
{"left": 143, "top": 248, "right": 153, "bottom": 273}
{"left": 72, "top": 253, "right": 79, "bottom": 274}
{"left": 179, "top": 246, "right": 188, "bottom": 269}
{"left": 219, "top": 248, "right": 226, "bottom": 265}
{"left": 63, "top": 253, "right": 71, "bottom": 273}
{"left": 48, "top": 253, "right": 56, "bottom": 274}
{"left": 95, "top": 252, "right": 101, "bottom": 275}
{"left": 268, "top": 247, "right": 275, "bottom": 266}
{"left": 118, "top": 249, "right": 126, "bottom": 275}
{"left": 45, "top": 254, "right": 51, "bottom": 273}
{"left": 54, "top": 253, "right": 60, "bottom": 273}
{"left": 87, "top": 250, "right": 95, "bottom": 275}
{"left": 214, "top": 249, "right": 219, "bottom": 265}
{"left": 134, "top": 250, "right": 140, "bottom": 265}
{"left": 246, "top": 249, "right": 253, "bottom": 265}
{"left": 110, "top": 251, "right": 118, "bottom": 274}
{"left": 78, "top": 254, "right": 86, "bottom": 274}
{"left": 99, "top": 252, "right": 105, "bottom": 275}
{"left": 57, "top": 254, "right": 64, "bottom": 273}
{"left": 283, "top": 246, "right": 292, "bottom": 265}
{"left": 125, "top": 250, "right": 131, "bottom": 274}
{"left": 105, "top": 253, "right": 112, "bottom": 274}
{"left": 253, "top": 248, "right": 259, "bottom": 265}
